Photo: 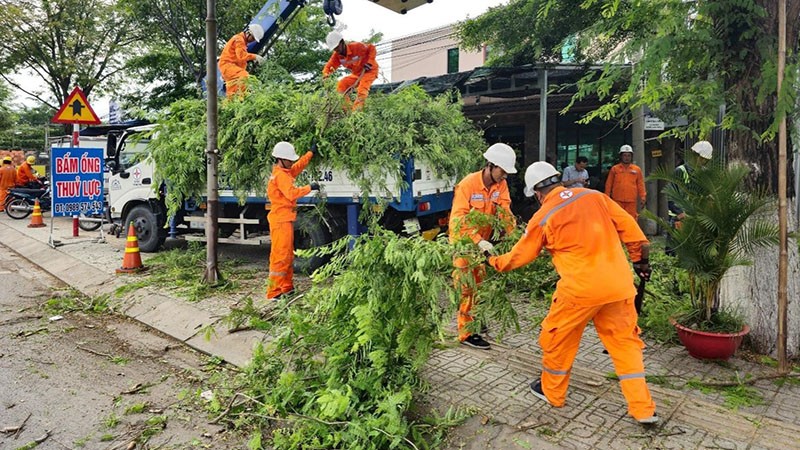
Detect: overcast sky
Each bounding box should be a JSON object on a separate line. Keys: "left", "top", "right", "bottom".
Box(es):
{"left": 12, "top": 0, "right": 509, "bottom": 119}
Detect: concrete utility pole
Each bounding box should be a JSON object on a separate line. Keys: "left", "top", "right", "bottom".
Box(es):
{"left": 203, "top": 0, "right": 221, "bottom": 284}
{"left": 777, "top": 0, "right": 789, "bottom": 374}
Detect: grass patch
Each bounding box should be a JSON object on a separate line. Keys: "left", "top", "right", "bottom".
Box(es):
{"left": 124, "top": 402, "right": 148, "bottom": 415}
{"left": 687, "top": 378, "right": 764, "bottom": 411}
{"left": 113, "top": 242, "right": 261, "bottom": 302}
{"left": 104, "top": 413, "right": 121, "bottom": 429}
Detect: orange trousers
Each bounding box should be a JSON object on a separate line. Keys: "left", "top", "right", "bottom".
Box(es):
{"left": 337, "top": 69, "right": 378, "bottom": 109}
{"left": 453, "top": 257, "right": 485, "bottom": 341}
{"left": 615, "top": 201, "right": 638, "bottom": 221}
{"left": 267, "top": 220, "right": 295, "bottom": 299}
{"left": 0, "top": 190, "right": 6, "bottom": 212}
{"left": 220, "top": 65, "right": 248, "bottom": 99}
{"left": 538, "top": 296, "right": 656, "bottom": 420}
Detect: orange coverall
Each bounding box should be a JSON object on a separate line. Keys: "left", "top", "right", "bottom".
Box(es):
{"left": 488, "top": 186, "right": 656, "bottom": 421}
{"left": 219, "top": 32, "right": 257, "bottom": 99}
{"left": 449, "top": 170, "right": 515, "bottom": 341}
{"left": 323, "top": 42, "right": 378, "bottom": 108}
{"left": 266, "top": 151, "right": 313, "bottom": 299}
{"left": 16, "top": 162, "right": 36, "bottom": 187}
{"left": 604, "top": 163, "right": 646, "bottom": 220}
{"left": 0, "top": 164, "right": 16, "bottom": 212}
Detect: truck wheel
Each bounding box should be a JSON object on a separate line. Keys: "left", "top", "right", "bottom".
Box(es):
{"left": 293, "top": 213, "right": 332, "bottom": 275}
{"left": 126, "top": 205, "right": 164, "bottom": 252}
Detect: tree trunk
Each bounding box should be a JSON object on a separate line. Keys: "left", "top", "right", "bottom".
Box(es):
{"left": 720, "top": 201, "right": 800, "bottom": 358}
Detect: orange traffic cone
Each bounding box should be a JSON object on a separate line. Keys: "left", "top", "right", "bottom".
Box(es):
{"left": 27, "top": 199, "right": 46, "bottom": 228}
{"left": 116, "top": 222, "right": 145, "bottom": 274}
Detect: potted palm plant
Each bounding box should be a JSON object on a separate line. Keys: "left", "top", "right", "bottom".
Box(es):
{"left": 647, "top": 158, "right": 779, "bottom": 359}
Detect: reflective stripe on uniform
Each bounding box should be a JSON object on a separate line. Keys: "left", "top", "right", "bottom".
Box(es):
{"left": 269, "top": 271, "right": 287, "bottom": 277}
{"left": 539, "top": 190, "right": 598, "bottom": 227}
{"left": 542, "top": 365, "right": 569, "bottom": 376}
{"left": 618, "top": 372, "right": 646, "bottom": 381}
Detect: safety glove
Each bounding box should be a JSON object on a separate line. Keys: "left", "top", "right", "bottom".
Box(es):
{"left": 255, "top": 55, "right": 265, "bottom": 65}
{"left": 477, "top": 239, "right": 494, "bottom": 256}
{"left": 632, "top": 259, "right": 651, "bottom": 281}
{"left": 310, "top": 138, "right": 321, "bottom": 157}
{"left": 309, "top": 182, "right": 320, "bottom": 191}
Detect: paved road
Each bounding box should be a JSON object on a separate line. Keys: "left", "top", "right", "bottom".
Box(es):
{"left": 0, "top": 244, "right": 245, "bottom": 449}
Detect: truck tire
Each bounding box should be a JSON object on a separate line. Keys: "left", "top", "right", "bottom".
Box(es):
{"left": 126, "top": 205, "right": 165, "bottom": 252}
{"left": 293, "top": 213, "right": 332, "bottom": 275}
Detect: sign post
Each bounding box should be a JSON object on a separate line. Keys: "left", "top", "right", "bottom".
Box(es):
{"left": 49, "top": 87, "right": 102, "bottom": 247}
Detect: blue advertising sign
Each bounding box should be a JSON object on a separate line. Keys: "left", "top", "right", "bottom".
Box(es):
{"left": 51, "top": 147, "right": 104, "bottom": 217}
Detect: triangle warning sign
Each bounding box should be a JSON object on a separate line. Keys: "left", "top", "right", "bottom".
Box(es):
{"left": 52, "top": 86, "right": 101, "bottom": 125}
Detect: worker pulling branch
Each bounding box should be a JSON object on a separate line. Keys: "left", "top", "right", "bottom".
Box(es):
{"left": 322, "top": 31, "right": 378, "bottom": 110}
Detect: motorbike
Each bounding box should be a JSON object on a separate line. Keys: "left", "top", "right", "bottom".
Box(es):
{"left": 4, "top": 181, "right": 104, "bottom": 232}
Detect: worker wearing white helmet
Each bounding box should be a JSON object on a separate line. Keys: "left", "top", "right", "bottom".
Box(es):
{"left": 218, "top": 23, "right": 266, "bottom": 99}
{"left": 266, "top": 140, "right": 320, "bottom": 300}
{"left": 488, "top": 161, "right": 658, "bottom": 425}
{"left": 604, "top": 144, "right": 646, "bottom": 220}
{"left": 322, "top": 30, "right": 379, "bottom": 110}
{"left": 665, "top": 140, "right": 713, "bottom": 255}
{"left": 448, "top": 143, "right": 518, "bottom": 350}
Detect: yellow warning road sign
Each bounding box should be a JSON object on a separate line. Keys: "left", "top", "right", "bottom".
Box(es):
{"left": 52, "top": 87, "right": 101, "bottom": 125}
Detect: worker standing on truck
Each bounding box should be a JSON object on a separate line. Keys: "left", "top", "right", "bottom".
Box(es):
{"left": 488, "top": 161, "right": 658, "bottom": 425}
{"left": 449, "top": 143, "right": 517, "bottom": 350}
{"left": 219, "top": 24, "right": 265, "bottom": 99}
{"left": 0, "top": 156, "right": 17, "bottom": 212}
{"left": 266, "top": 141, "right": 320, "bottom": 300}
{"left": 322, "top": 31, "right": 378, "bottom": 110}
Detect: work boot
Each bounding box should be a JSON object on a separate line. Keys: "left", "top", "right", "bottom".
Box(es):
{"left": 529, "top": 380, "right": 552, "bottom": 405}
{"left": 461, "top": 334, "right": 490, "bottom": 350}
{"left": 636, "top": 413, "right": 659, "bottom": 425}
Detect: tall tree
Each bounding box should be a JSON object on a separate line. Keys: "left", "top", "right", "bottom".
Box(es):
{"left": 0, "top": 0, "right": 137, "bottom": 109}
{"left": 121, "top": 0, "right": 330, "bottom": 111}
{"left": 459, "top": 0, "right": 800, "bottom": 192}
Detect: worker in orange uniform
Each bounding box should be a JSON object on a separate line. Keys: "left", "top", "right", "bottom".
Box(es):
{"left": 488, "top": 161, "right": 658, "bottom": 425}
{"left": 604, "top": 145, "right": 646, "bottom": 220}
{"left": 16, "top": 155, "right": 40, "bottom": 188}
{"left": 266, "top": 141, "right": 320, "bottom": 300}
{"left": 0, "top": 156, "right": 17, "bottom": 212}
{"left": 323, "top": 31, "right": 378, "bottom": 110}
{"left": 219, "top": 24, "right": 265, "bottom": 99}
{"left": 449, "top": 143, "right": 517, "bottom": 350}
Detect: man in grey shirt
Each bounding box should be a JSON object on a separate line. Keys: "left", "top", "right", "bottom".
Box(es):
{"left": 562, "top": 156, "right": 589, "bottom": 188}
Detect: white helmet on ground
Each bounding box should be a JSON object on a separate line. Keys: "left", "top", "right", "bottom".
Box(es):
{"left": 524, "top": 162, "right": 561, "bottom": 197}
{"left": 619, "top": 144, "right": 633, "bottom": 154}
{"left": 248, "top": 24, "right": 264, "bottom": 42}
{"left": 483, "top": 143, "right": 517, "bottom": 174}
{"left": 272, "top": 141, "right": 300, "bottom": 161}
{"left": 691, "top": 140, "right": 713, "bottom": 160}
{"left": 326, "top": 31, "right": 344, "bottom": 50}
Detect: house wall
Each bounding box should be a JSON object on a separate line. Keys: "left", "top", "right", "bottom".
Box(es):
{"left": 390, "top": 25, "right": 484, "bottom": 82}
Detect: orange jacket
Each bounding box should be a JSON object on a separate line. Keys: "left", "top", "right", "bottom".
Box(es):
{"left": 0, "top": 165, "right": 16, "bottom": 191}
{"left": 604, "top": 163, "right": 646, "bottom": 203}
{"left": 267, "top": 151, "right": 313, "bottom": 223}
{"left": 323, "top": 42, "right": 378, "bottom": 77}
{"left": 489, "top": 186, "right": 647, "bottom": 306}
{"left": 219, "top": 33, "right": 256, "bottom": 73}
{"left": 449, "top": 170, "right": 515, "bottom": 244}
{"left": 16, "top": 162, "right": 36, "bottom": 186}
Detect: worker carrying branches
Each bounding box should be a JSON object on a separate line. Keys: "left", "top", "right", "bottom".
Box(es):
{"left": 323, "top": 31, "right": 378, "bottom": 110}
{"left": 219, "top": 24, "right": 266, "bottom": 99}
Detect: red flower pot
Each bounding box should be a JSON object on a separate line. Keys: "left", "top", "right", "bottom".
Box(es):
{"left": 670, "top": 318, "right": 750, "bottom": 360}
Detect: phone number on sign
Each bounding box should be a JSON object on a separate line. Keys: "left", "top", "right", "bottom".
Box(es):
{"left": 54, "top": 201, "right": 103, "bottom": 214}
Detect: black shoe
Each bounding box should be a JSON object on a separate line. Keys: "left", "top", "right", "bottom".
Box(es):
{"left": 462, "top": 334, "right": 491, "bottom": 350}
{"left": 637, "top": 413, "right": 659, "bottom": 425}
{"left": 529, "top": 380, "right": 552, "bottom": 405}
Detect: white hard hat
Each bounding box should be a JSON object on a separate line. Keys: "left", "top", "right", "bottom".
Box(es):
{"left": 483, "top": 143, "right": 517, "bottom": 174}
{"left": 523, "top": 162, "right": 561, "bottom": 197}
{"left": 272, "top": 141, "right": 300, "bottom": 161}
{"left": 248, "top": 24, "right": 264, "bottom": 42}
{"left": 326, "top": 31, "right": 343, "bottom": 50}
{"left": 619, "top": 144, "right": 633, "bottom": 153}
{"left": 691, "top": 140, "right": 713, "bottom": 160}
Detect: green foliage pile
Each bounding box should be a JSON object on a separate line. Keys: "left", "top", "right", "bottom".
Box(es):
{"left": 149, "top": 76, "right": 485, "bottom": 215}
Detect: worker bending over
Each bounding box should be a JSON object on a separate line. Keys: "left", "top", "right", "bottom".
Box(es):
{"left": 266, "top": 141, "right": 320, "bottom": 300}
{"left": 449, "top": 143, "right": 517, "bottom": 350}
{"left": 489, "top": 161, "right": 658, "bottom": 425}
{"left": 219, "top": 24, "right": 265, "bottom": 99}
{"left": 323, "top": 31, "right": 378, "bottom": 110}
